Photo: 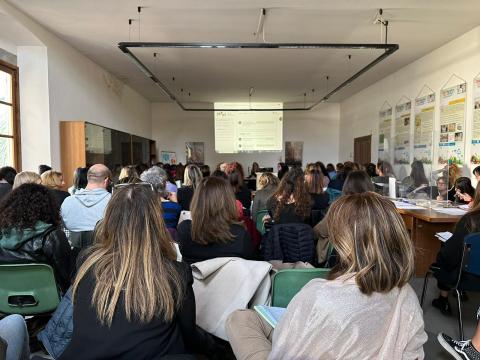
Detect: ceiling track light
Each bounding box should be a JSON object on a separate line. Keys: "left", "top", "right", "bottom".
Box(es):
{"left": 119, "top": 41, "right": 399, "bottom": 112}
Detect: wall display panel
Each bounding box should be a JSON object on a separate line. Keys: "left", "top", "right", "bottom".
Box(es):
{"left": 414, "top": 92, "right": 435, "bottom": 165}
{"left": 394, "top": 99, "right": 412, "bottom": 165}
{"left": 186, "top": 142, "right": 204, "bottom": 164}
{"left": 161, "top": 151, "right": 177, "bottom": 164}
{"left": 438, "top": 82, "right": 466, "bottom": 165}
{"left": 285, "top": 141, "right": 303, "bottom": 167}
{"left": 378, "top": 105, "right": 392, "bottom": 162}
{"left": 471, "top": 76, "right": 480, "bottom": 164}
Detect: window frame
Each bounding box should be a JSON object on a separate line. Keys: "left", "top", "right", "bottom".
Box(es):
{"left": 0, "top": 59, "right": 21, "bottom": 170}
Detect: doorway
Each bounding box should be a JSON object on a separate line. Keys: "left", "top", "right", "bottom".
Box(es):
{"left": 354, "top": 135, "right": 372, "bottom": 165}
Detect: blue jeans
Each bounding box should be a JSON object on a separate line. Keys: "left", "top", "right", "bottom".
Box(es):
{"left": 0, "top": 315, "right": 29, "bottom": 360}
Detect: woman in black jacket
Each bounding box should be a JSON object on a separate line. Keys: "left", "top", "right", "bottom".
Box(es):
{"left": 177, "top": 164, "right": 203, "bottom": 211}
{"left": 0, "top": 183, "right": 73, "bottom": 292}
{"left": 60, "top": 185, "right": 216, "bottom": 359}
{"left": 178, "top": 177, "right": 255, "bottom": 265}
{"left": 432, "top": 185, "right": 480, "bottom": 315}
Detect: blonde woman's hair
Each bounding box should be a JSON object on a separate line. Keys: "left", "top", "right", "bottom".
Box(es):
{"left": 258, "top": 172, "right": 279, "bottom": 190}
{"left": 41, "top": 170, "right": 64, "bottom": 189}
{"left": 72, "top": 185, "right": 183, "bottom": 326}
{"left": 190, "top": 177, "right": 241, "bottom": 245}
{"left": 183, "top": 164, "right": 203, "bottom": 188}
{"left": 13, "top": 171, "right": 41, "bottom": 189}
{"left": 326, "top": 192, "right": 415, "bottom": 294}
{"left": 119, "top": 165, "right": 138, "bottom": 181}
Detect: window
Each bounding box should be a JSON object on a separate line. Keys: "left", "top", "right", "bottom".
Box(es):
{"left": 0, "top": 60, "right": 20, "bottom": 169}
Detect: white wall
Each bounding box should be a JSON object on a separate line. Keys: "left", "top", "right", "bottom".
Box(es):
{"left": 152, "top": 102, "right": 340, "bottom": 171}
{"left": 0, "top": 0, "right": 152, "bottom": 170}
{"left": 339, "top": 26, "right": 480, "bottom": 179}
{"left": 17, "top": 46, "right": 50, "bottom": 170}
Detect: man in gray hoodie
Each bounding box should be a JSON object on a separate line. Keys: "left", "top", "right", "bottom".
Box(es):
{"left": 61, "top": 164, "right": 112, "bottom": 232}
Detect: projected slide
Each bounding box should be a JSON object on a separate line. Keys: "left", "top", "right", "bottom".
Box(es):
{"left": 214, "top": 103, "right": 283, "bottom": 153}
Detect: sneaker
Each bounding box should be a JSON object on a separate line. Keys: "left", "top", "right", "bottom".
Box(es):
{"left": 437, "top": 333, "right": 480, "bottom": 360}
{"left": 432, "top": 296, "right": 452, "bottom": 315}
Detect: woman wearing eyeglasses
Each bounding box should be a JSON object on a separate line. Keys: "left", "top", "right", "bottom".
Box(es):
{"left": 59, "top": 185, "right": 217, "bottom": 359}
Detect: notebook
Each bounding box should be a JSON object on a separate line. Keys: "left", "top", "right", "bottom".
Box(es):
{"left": 435, "top": 231, "right": 453, "bottom": 242}
{"left": 254, "top": 305, "right": 286, "bottom": 328}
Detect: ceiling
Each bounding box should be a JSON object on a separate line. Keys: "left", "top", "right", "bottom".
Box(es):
{"left": 6, "top": 0, "right": 480, "bottom": 105}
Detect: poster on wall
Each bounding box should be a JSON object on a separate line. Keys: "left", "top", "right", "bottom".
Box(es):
{"left": 394, "top": 99, "right": 411, "bottom": 165}
{"left": 438, "top": 81, "right": 466, "bottom": 165}
{"left": 285, "top": 141, "right": 303, "bottom": 166}
{"left": 160, "top": 151, "right": 177, "bottom": 165}
{"left": 414, "top": 91, "right": 435, "bottom": 164}
{"left": 378, "top": 104, "right": 392, "bottom": 162}
{"left": 471, "top": 76, "right": 480, "bottom": 164}
{"left": 185, "top": 142, "right": 204, "bottom": 164}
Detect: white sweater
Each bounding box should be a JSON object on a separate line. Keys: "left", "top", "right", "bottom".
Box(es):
{"left": 269, "top": 275, "right": 427, "bottom": 360}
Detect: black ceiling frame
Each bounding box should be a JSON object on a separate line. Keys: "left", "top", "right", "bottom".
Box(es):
{"left": 118, "top": 42, "right": 399, "bottom": 111}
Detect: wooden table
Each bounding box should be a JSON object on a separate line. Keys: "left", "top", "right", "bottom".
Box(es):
{"left": 397, "top": 208, "right": 461, "bottom": 277}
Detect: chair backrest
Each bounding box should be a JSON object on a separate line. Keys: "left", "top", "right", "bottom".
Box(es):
{"left": 0, "top": 263, "right": 60, "bottom": 315}
{"left": 326, "top": 188, "right": 342, "bottom": 204}
{"left": 255, "top": 210, "right": 269, "bottom": 235}
{"left": 69, "top": 230, "right": 94, "bottom": 249}
{"left": 462, "top": 233, "right": 480, "bottom": 276}
{"left": 271, "top": 268, "right": 330, "bottom": 308}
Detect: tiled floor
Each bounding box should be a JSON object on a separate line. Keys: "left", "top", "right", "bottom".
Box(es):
{"left": 410, "top": 277, "right": 480, "bottom": 360}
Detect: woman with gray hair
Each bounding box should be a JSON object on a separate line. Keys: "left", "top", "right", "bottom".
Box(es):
{"left": 140, "top": 166, "right": 181, "bottom": 229}
{"left": 177, "top": 165, "right": 203, "bottom": 211}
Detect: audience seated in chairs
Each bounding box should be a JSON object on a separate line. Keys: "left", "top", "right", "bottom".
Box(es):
{"left": 251, "top": 172, "right": 279, "bottom": 225}
{"left": 0, "top": 183, "right": 73, "bottom": 293}
{"left": 314, "top": 170, "right": 374, "bottom": 266}
{"left": 226, "top": 192, "right": 427, "bottom": 360}
{"left": 266, "top": 168, "right": 311, "bottom": 225}
{"left": 59, "top": 185, "right": 219, "bottom": 359}
{"left": 177, "top": 164, "right": 203, "bottom": 211}
{"left": 68, "top": 167, "right": 88, "bottom": 195}
{"left": 430, "top": 184, "right": 480, "bottom": 315}
{"left": 12, "top": 171, "right": 41, "bottom": 189}
{"left": 61, "top": 164, "right": 112, "bottom": 232}
{"left": 226, "top": 162, "right": 252, "bottom": 212}
{"left": 0, "top": 166, "right": 16, "bottom": 200}
{"left": 140, "top": 166, "right": 181, "bottom": 229}
{"left": 41, "top": 170, "right": 71, "bottom": 207}
{"left": 328, "top": 162, "right": 353, "bottom": 191}
{"left": 304, "top": 168, "right": 329, "bottom": 212}
{"left": 177, "top": 176, "right": 255, "bottom": 265}
{"left": 0, "top": 314, "right": 30, "bottom": 360}
{"left": 116, "top": 165, "right": 139, "bottom": 184}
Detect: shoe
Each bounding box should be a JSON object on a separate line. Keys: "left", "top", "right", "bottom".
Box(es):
{"left": 437, "top": 333, "right": 480, "bottom": 360}
{"left": 432, "top": 296, "right": 452, "bottom": 315}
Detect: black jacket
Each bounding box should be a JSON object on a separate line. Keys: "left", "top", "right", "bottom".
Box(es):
{"left": 0, "top": 224, "right": 73, "bottom": 292}
{"left": 261, "top": 223, "right": 316, "bottom": 264}
{"left": 177, "top": 186, "right": 194, "bottom": 211}
{"left": 178, "top": 220, "right": 255, "bottom": 265}
{"left": 59, "top": 261, "right": 216, "bottom": 360}
{"left": 0, "top": 183, "right": 11, "bottom": 201}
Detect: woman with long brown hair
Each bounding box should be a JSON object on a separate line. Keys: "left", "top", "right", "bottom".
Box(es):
{"left": 266, "top": 167, "right": 311, "bottom": 224}
{"left": 227, "top": 192, "right": 427, "bottom": 359}
{"left": 304, "top": 168, "right": 329, "bottom": 210}
{"left": 431, "top": 184, "right": 480, "bottom": 315}
{"left": 177, "top": 176, "right": 255, "bottom": 265}
{"left": 59, "top": 185, "right": 214, "bottom": 359}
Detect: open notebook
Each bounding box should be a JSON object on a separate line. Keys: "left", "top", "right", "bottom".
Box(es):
{"left": 254, "top": 305, "right": 286, "bottom": 328}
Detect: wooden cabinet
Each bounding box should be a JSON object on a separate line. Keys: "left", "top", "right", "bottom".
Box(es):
{"left": 60, "top": 121, "right": 156, "bottom": 186}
